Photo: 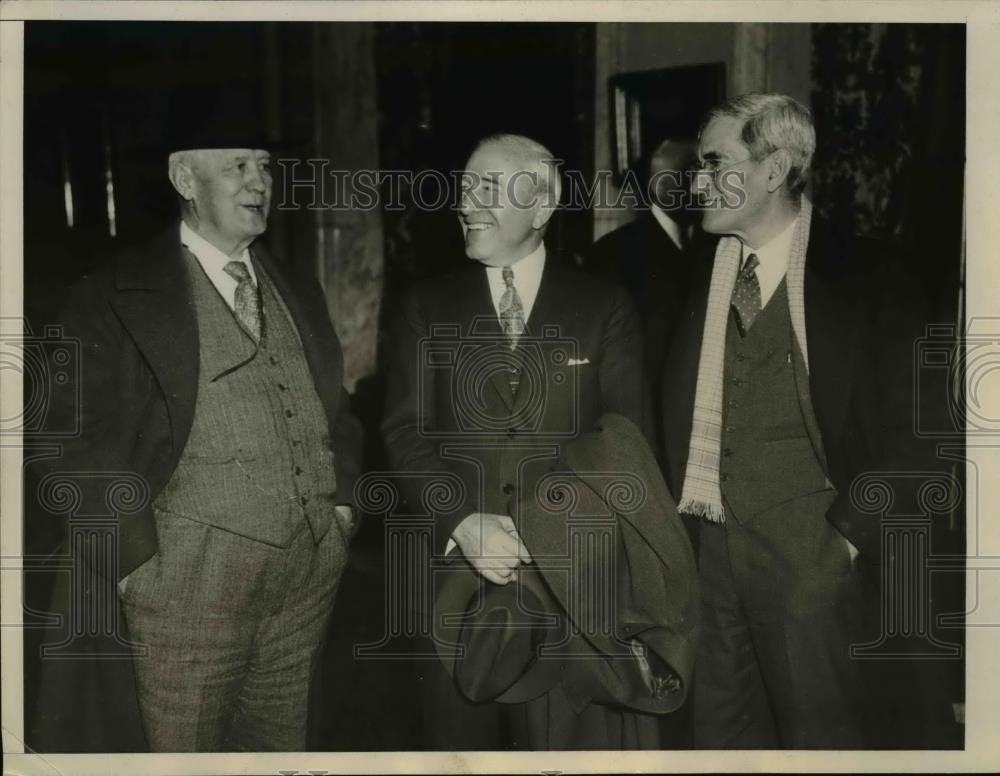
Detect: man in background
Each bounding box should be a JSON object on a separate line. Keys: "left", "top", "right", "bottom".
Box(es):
{"left": 587, "top": 138, "right": 702, "bottom": 392}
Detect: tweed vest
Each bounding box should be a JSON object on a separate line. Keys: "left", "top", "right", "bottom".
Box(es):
{"left": 718, "top": 279, "right": 833, "bottom": 523}
{"left": 153, "top": 250, "right": 337, "bottom": 546}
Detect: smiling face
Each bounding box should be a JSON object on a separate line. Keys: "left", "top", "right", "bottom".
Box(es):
{"left": 458, "top": 142, "right": 548, "bottom": 267}
{"left": 174, "top": 148, "right": 272, "bottom": 255}
{"left": 696, "top": 115, "right": 769, "bottom": 238}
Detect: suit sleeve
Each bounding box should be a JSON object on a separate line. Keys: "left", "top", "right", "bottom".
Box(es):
{"left": 27, "top": 271, "right": 159, "bottom": 579}
{"left": 598, "top": 285, "right": 653, "bottom": 442}
{"left": 826, "top": 254, "right": 947, "bottom": 561}
{"left": 380, "top": 289, "right": 480, "bottom": 550}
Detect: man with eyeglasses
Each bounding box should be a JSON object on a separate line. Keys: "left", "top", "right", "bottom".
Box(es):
{"left": 660, "top": 93, "right": 933, "bottom": 748}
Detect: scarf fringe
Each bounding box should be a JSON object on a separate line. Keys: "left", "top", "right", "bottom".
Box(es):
{"left": 678, "top": 498, "right": 726, "bottom": 524}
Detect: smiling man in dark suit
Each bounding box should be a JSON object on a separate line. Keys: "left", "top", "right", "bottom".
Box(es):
{"left": 661, "top": 93, "right": 932, "bottom": 748}
{"left": 381, "top": 133, "right": 650, "bottom": 748}
{"left": 32, "top": 94, "right": 362, "bottom": 752}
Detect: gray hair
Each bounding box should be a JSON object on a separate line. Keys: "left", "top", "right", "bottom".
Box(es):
{"left": 703, "top": 92, "right": 815, "bottom": 195}
{"left": 472, "top": 133, "right": 562, "bottom": 209}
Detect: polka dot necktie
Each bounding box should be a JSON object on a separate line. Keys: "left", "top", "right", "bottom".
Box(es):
{"left": 498, "top": 266, "right": 526, "bottom": 349}
{"left": 223, "top": 260, "right": 263, "bottom": 341}
{"left": 731, "top": 252, "right": 761, "bottom": 336}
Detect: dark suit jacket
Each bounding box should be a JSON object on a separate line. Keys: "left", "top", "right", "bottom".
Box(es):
{"left": 586, "top": 212, "right": 701, "bottom": 389}
{"left": 381, "top": 252, "right": 649, "bottom": 749}
{"left": 26, "top": 226, "right": 363, "bottom": 752}
{"left": 661, "top": 214, "right": 936, "bottom": 562}
{"left": 381, "top": 252, "right": 649, "bottom": 555}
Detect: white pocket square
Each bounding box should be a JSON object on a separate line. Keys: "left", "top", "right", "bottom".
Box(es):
{"left": 567, "top": 357, "right": 590, "bottom": 366}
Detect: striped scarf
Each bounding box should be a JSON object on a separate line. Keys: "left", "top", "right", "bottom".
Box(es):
{"left": 677, "top": 196, "right": 813, "bottom": 523}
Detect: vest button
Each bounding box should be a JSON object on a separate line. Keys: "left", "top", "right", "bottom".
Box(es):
{"left": 285, "top": 409, "right": 295, "bottom": 418}
{"left": 725, "top": 425, "right": 735, "bottom": 433}
{"left": 502, "top": 483, "right": 514, "bottom": 495}
{"left": 736, "top": 354, "right": 745, "bottom": 362}
{"left": 732, "top": 378, "right": 743, "bottom": 386}
{"left": 723, "top": 448, "right": 733, "bottom": 457}
{"left": 728, "top": 399, "right": 739, "bottom": 408}
{"left": 720, "top": 472, "right": 729, "bottom": 482}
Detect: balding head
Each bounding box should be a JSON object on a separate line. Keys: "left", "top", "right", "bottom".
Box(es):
{"left": 470, "top": 134, "right": 562, "bottom": 212}
{"left": 458, "top": 134, "right": 562, "bottom": 267}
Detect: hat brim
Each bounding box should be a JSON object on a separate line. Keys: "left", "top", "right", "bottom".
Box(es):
{"left": 432, "top": 552, "right": 566, "bottom": 704}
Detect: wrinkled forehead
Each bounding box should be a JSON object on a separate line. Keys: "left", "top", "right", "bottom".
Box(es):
{"left": 463, "top": 144, "right": 551, "bottom": 200}
{"left": 697, "top": 115, "right": 748, "bottom": 161}
{"left": 463, "top": 143, "right": 527, "bottom": 178}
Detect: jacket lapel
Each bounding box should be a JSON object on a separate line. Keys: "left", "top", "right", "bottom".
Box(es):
{"left": 803, "top": 225, "right": 863, "bottom": 450}
{"left": 660, "top": 254, "right": 713, "bottom": 492}
{"left": 508, "top": 256, "right": 565, "bottom": 418}
{"left": 464, "top": 268, "right": 517, "bottom": 411}
{"left": 111, "top": 228, "right": 199, "bottom": 458}
{"left": 251, "top": 242, "right": 345, "bottom": 434}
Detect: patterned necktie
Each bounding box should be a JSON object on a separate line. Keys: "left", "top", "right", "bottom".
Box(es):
{"left": 223, "top": 260, "right": 262, "bottom": 341}
{"left": 498, "top": 266, "right": 526, "bottom": 349}
{"left": 731, "top": 252, "right": 761, "bottom": 336}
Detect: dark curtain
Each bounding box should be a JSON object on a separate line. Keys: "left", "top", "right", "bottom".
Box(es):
{"left": 811, "top": 23, "right": 965, "bottom": 322}
{"left": 811, "top": 22, "right": 966, "bottom": 749}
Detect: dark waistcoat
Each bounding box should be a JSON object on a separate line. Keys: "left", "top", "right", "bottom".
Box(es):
{"left": 153, "top": 251, "right": 337, "bottom": 546}
{"left": 718, "top": 279, "right": 832, "bottom": 524}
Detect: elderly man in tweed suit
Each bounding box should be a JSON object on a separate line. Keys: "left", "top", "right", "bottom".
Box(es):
{"left": 32, "top": 92, "right": 362, "bottom": 752}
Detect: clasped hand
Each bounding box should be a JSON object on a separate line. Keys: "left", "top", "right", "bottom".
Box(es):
{"left": 452, "top": 512, "right": 532, "bottom": 585}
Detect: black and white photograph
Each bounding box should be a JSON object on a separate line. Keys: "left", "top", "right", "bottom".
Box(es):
{"left": 1, "top": 2, "right": 997, "bottom": 773}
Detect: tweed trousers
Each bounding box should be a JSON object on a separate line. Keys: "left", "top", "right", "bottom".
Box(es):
{"left": 120, "top": 509, "right": 348, "bottom": 751}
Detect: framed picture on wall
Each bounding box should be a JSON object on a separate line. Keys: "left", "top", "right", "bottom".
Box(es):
{"left": 610, "top": 61, "right": 726, "bottom": 180}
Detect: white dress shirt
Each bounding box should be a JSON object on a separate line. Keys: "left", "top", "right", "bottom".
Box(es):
{"left": 484, "top": 242, "right": 546, "bottom": 324}
{"left": 180, "top": 221, "right": 257, "bottom": 310}
{"left": 740, "top": 214, "right": 798, "bottom": 309}
{"left": 650, "top": 204, "right": 685, "bottom": 252}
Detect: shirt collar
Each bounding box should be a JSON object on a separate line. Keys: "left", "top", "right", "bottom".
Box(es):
{"left": 743, "top": 214, "right": 797, "bottom": 275}
{"left": 650, "top": 204, "right": 684, "bottom": 251}
{"left": 179, "top": 221, "right": 254, "bottom": 279}
{"left": 484, "top": 241, "right": 547, "bottom": 321}
{"left": 740, "top": 213, "right": 798, "bottom": 308}
{"left": 485, "top": 240, "right": 546, "bottom": 280}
